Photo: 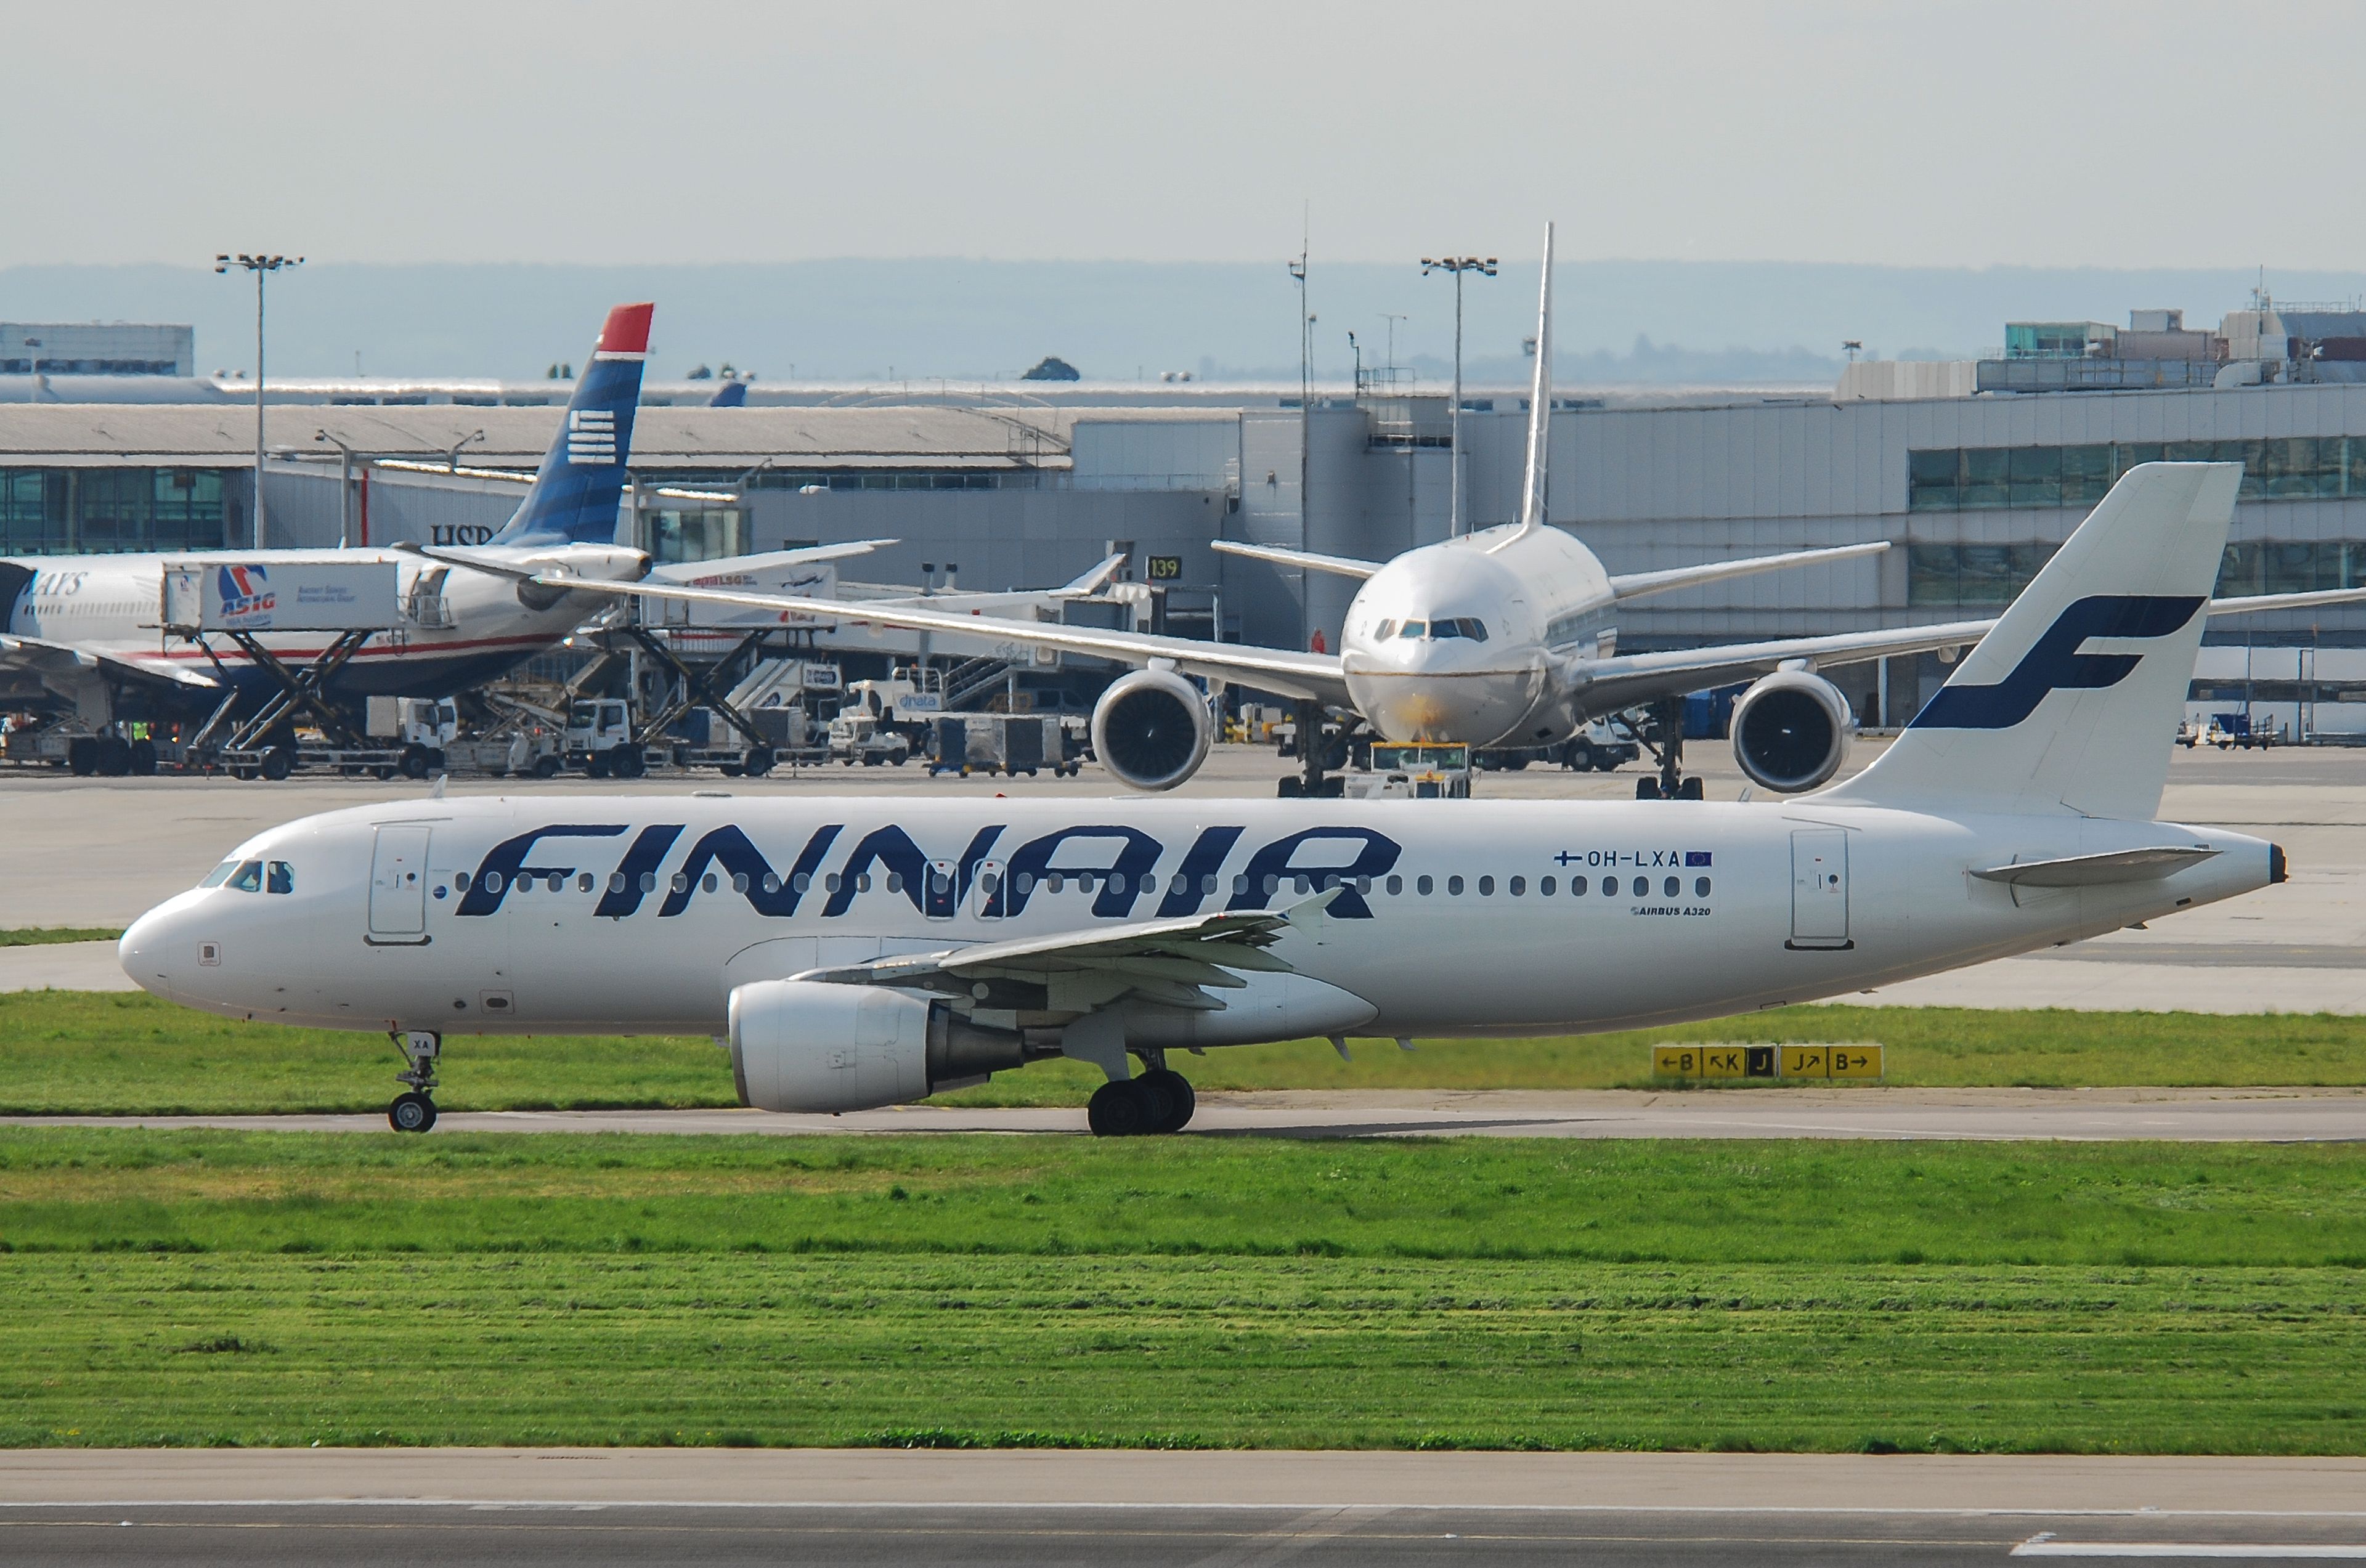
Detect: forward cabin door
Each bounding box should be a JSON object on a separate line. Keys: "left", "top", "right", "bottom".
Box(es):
{"left": 368, "top": 824, "right": 432, "bottom": 941}
{"left": 1788, "top": 829, "right": 1851, "bottom": 949}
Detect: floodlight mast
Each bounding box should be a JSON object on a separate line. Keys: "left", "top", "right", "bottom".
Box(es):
{"left": 1420, "top": 254, "right": 1497, "bottom": 537}
{"left": 214, "top": 252, "right": 304, "bottom": 547}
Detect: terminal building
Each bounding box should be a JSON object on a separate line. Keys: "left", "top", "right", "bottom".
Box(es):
{"left": 7, "top": 295, "right": 2366, "bottom": 733}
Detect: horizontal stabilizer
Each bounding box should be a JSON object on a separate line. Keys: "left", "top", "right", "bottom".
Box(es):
{"left": 1057, "top": 551, "right": 1132, "bottom": 595}
{"left": 1211, "top": 540, "right": 1381, "bottom": 580}
{"left": 647, "top": 540, "right": 892, "bottom": 582}
{"left": 1970, "top": 847, "right": 2219, "bottom": 887}
{"left": 1609, "top": 541, "right": 1888, "bottom": 603}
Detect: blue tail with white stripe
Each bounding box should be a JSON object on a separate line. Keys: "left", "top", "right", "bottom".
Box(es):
{"left": 488, "top": 303, "right": 652, "bottom": 548}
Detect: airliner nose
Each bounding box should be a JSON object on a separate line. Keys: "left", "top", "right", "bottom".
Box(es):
{"left": 118, "top": 903, "right": 183, "bottom": 1001}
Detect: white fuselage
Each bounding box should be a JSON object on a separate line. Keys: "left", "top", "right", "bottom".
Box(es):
{"left": 5, "top": 543, "right": 648, "bottom": 702}
{"left": 121, "top": 792, "right": 2274, "bottom": 1042}
{"left": 1338, "top": 524, "right": 1614, "bottom": 748}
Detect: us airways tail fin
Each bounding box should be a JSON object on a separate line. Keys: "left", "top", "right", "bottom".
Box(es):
{"left": 488, "top": 303, "right": 652, "bottom": 548}
{"left": 1820, "top": 461, "right": 2240, "bottom": 821}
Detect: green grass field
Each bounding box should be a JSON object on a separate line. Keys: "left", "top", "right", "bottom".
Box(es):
{"left": 6, "top": 991, "right": 2366, "bottom": 1116}
{"left": 0, "top": 929, "right": 121, "bottom": 948}
{"left": 0, "top": 1131, "right": 2360, "bottom": 1452}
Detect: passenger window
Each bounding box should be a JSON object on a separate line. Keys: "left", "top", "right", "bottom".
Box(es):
{"left": 1663, "top": 875, "right": 1679, "bottom": 898}
{"left": 455, "top": 871, "right": 474, "bottom": 893}
{"left": 1232, "top": 874, "right": 1248, "bottom": 895}
{"left": 1078, "top": 873, "right": 1097, "bottom": 892}
{"left": 934, "top": 872, "right": 953, "bottom": 895}
{"left": 1295, "top": 874, "right": 1312, "bottom": 895}
{"left": 1601, "top": 877, "right": 1617, "bottom": 898}
{"left": 1108, "top": 873, "right": 1126, "bottom": 894}
{"left": 794, "top": 872, "right": 811, "bottom": 893}
{"left": 1201, "top": 874, "right": 1219, "bottom": 895}
{"left": 1571, "top": 875, "right": 1586, "bottom": 895}
{"left": 857, "top": 874, "right": 873, "bottom": 892}
{"left": 1045, "top": 874, "right": 1063, "bottom": 893}
{"left": 484, "top": 872, "right": 506, "bottom": 894}
{"left": 826, "top": 873, "right": 842, "bottom": 893}
{"left": 1262, "top": 874, "right": 1279, "bottom": 895}
{"left": 227, "top": 860, "right": 263, "bottom": 893}
{"left": 733, "top": 872, "right": 750, "bottom": 894}
{"left": 579, "top": 872, "right": 596, "bottom": 893}
{"left": 1477, "top": 875, "right": 1494, "bottom": 896}
{"left": 640, "top": 872, "right": 657, "bottom": 893}
{"left": 199, "top": 860, "right": 238, "bottom": 888}
{"left": 1508, "top": 876, "right": 1524, "bottom": 896}
{"left": 885, "top": 871, "right": 902, "bottom": 893}
{"left": 1540, "top": 876, "right": 1555, "bottom": 896}
{"left": 1632, "top": 876, "right": 1648, "bottom": 896}
{"left": 608, "top": 872, "right": 625, "bottom": 893}
{"left": 548, "top": 874, "right": 564, "bottom": 893}
{"left": 670, "top": 874, "right": 688, "bottom": 894}
{"left": 763, "top": 873, "right": 780, "bottom": 894}
{"left": 1386, "top": 875, "right": 1403, "bottom": 895}
{"left": 1695, "top": 877, "right": 1712, "bottom": 897}
{"left": 1014, "top": 872, "right": 1035, "bottom": 894}
{"left": 267, "top": 861, "right": 293, "bottom": 895}
{"left": 1417, "top": 874, "right": 1434, "bottom": 895}
{"left": 1447, "top": 875, "right": 1465, "bottom": 895}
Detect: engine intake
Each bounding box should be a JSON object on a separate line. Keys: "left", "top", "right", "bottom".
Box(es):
{"left": 727, "top": 980, "right": 1028, "bottom": 1113}
{"left": 1730, "top": 670, "right": 1854, "bottom": 793}
{"left": 1090, "top": 668, "right": 1211, "bottom": 791}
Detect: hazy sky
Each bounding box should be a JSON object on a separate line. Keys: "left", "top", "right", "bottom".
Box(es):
{"left": 7, "top": 0, "right": 2362, "bottom": 270}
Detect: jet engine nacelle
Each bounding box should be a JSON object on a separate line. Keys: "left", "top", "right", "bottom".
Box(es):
{"left": 726, "top": 980, "right": 1028, "bottom": 1113}
{"left": 1090, "top": 668, "right": 1211, "bottom": 791}
{"left": 1730, "top": 670, "right": 1855, "bottom": 793}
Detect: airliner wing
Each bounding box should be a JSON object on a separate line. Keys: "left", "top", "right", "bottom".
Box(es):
{"left": 794, "top": 892, "right": 1335, "bottom": 1014}
{"left": 538, "top": 573, "right": 1352, "bottom": 704}
{"left": 0, "top": 633, "right": 218, "bottom": 701}
{"left": 1211, "top": 540, "right": 1383, "bottom": 579}
{"left": 1055, "top": 551, "right": 1132, "bottom": 595}
{"left": 648, "top": 540, "right": 893, "bottom": 583}
{"left": 1567, "top": 582, "right": 2366, "bottom": 715}
{"left": 1607, "top": 542, "right": 1889, "bottom": 603}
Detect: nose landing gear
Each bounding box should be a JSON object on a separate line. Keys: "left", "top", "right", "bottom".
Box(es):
{"left": 388, "top": 1029, "right": 441, "bottom": 1132}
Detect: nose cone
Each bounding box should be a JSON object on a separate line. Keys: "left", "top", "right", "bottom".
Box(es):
{"left": 1343, "top": 546, "right": 1543, "bottom": 745}
{"left": 118, "top": 895, "right": 194, "bottom": 1001}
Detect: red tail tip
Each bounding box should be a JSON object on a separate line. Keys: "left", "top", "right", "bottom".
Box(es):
{"left": 598, "top": 303, "right": 654, "bottom": 355}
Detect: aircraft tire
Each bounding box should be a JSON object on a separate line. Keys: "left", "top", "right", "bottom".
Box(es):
{"left": 1086, "top": 1079, "right": 1152, "bottom": 1138}
{"left": 1678, "top": 776, "right": 1705, "bottom": 801}
{"left": 1635, "top": 777, "right": 1662, "bottom": 800}
{"left": 388, "top": 1092, "right": 437, "bottom": 1133}
{"left": 1140, "top": 1069, "right": 1195, "bottom": 1133}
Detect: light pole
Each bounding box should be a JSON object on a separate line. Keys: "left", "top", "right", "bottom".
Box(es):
{"left": 22, "top": 337, "right": 39, "bottom": 404}
{"left": 215, "top": 252, "right": 304, "bottom": 548}
{"left": 1420, "top": 254, "right": 1497, "bottom": 536}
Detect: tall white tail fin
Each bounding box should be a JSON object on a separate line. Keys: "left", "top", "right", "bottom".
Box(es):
{"left": 1489, "top": 221, "right": 1553, "bottom": 552}
{"left": 1823, "top": 461, "right": 2240, "bottom": 821}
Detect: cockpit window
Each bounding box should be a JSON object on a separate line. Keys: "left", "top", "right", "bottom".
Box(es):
{"left": 1372, "top": 620, "right": 1396, "bottom": 641}
{"left": 1431, "top": 619, "right": 1465, "bottom": 640}
{"left": 267, "top": 861, "right": 294, "bottom": 895}
{"left": 1459, "top": 617, "right": 1489, "bottom": 642}
{"left": 199, "top": 860, "right": 238, "bottom": 888}
{"left": 226, "top": 860, "right": 264, "bottom": 893}
{"left": 1398, "top": 620, "right": 1426, "bottom": 639}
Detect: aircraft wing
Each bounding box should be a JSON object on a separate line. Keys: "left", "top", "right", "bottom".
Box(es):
{"left": 1606, "top": 542, "right": 1889, "bottom": 603}
{"left": 792, "top": 892, "right": 1333, "bottom": 1015}
{"left": 0, "top": 633, "right": 219, "bottom": 704}
{"left": 1211, "top": 540, "right": 1383, "bottom": 580}
{"left": 537, "top": 572, "right": 1352, "bottom": 704}
{"left": 648, "top": 540, "right": 893, "bottom": 583}
{"left": 1566, "top": 582, "right": 2366, "bottom": 717}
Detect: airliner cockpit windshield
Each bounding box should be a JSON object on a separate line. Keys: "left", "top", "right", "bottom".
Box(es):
{"left": 198, "top": 858, "right": 293, "bottom": 893}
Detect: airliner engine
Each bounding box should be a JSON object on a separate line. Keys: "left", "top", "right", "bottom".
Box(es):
{"left": 1089, "top": 668, "right": 1211, "bottom": 791}
{"left": 726, "top": 980, "right": 1028, "bottom": 1113}
{"left": 1730, "top": 670, "right": 1855, "bottom": 793}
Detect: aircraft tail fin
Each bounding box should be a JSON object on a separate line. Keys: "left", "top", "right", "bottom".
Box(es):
{"left": 1820, "top": 461, "right": 2240, "bottom": 821}
{"left": 1489, "top": 220, "right": 1553, "bottom": 553}
{"left": 709, "top": 378, "right": 748, "bottom": 408}
{"left": 488, "top": 303, "right": 652, "bottom": 548}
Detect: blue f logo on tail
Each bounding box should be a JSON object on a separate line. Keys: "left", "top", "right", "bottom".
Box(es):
{"left": 1911, "top": 595, "right": 2204, "bottom": 731}
{"left": 488, "top": 303, "right": 652, "bottom": 548}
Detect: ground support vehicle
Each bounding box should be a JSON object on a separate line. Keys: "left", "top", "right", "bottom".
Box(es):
{"left": 1559, "top": 717, "right": 1643, "bottom": 772}
{"left": 928, "top": 713, "right": 1079, "bottom": 778}
{"left": 2193, "top": 712, "right": 2283, "bottom": 750}
{"left": 1337, "top": 741, "right": 1473, "bottom": 800}
{"left": 830, "top": 713, "right": 912, "bottom": 768}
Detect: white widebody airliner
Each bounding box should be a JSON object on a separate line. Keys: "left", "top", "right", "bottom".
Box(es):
{"left": 124, "top": 461, "right": 2287, "bottom": 1135}
{"left": 531, "top": 227, "right": 2365, "bottom": 801}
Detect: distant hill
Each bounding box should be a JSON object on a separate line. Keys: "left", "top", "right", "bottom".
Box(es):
{"left": 6, "top": 259, "right": 2363, "bottom": 386}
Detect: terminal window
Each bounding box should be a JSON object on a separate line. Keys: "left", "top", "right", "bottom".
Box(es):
{"left": 1909, "top": 537, "right": 2366, "bottom": 605}
{"left": 1911, "top": 439, "right": 2364, "bottom": 512}
{"left": 0, "top": 465, "right": 225, "bottom": 554}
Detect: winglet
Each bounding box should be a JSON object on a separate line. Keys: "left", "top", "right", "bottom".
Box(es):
{"left": 1490, "top": 221, "right": 1554, "bottom": 553}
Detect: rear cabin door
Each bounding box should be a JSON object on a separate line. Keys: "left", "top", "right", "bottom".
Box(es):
{"left": 368, "top": 824, "right": 432, "bottom": 939}
{"left": 1788, "top": 829, "right": 1851, "bottom": 949}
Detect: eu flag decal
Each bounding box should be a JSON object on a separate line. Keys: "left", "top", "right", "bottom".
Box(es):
{"left": 1685, "top": 851, "right": 1712, "bottom": 867}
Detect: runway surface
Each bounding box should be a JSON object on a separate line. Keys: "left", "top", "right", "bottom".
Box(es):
{"left": 13, "top": 1086, "right": 2365, "bottom": 1140}
{"left": 4, "top": 1450, "right": 2364, "bottom": 1566}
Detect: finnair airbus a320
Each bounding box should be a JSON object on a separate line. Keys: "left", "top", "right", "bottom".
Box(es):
{"left": 124, "top": 460, "right": 2287, "bottom": 1135}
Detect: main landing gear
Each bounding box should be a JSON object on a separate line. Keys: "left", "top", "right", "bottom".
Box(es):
{"left": 1630, "top": 696, "right": 1705, "bottom": 801}
{"left": 388, "top": 1029, "right": 441, "bottom": 1132}
{"left": 1086, "top": 1066, "right": 1196, "bottom": 1137}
